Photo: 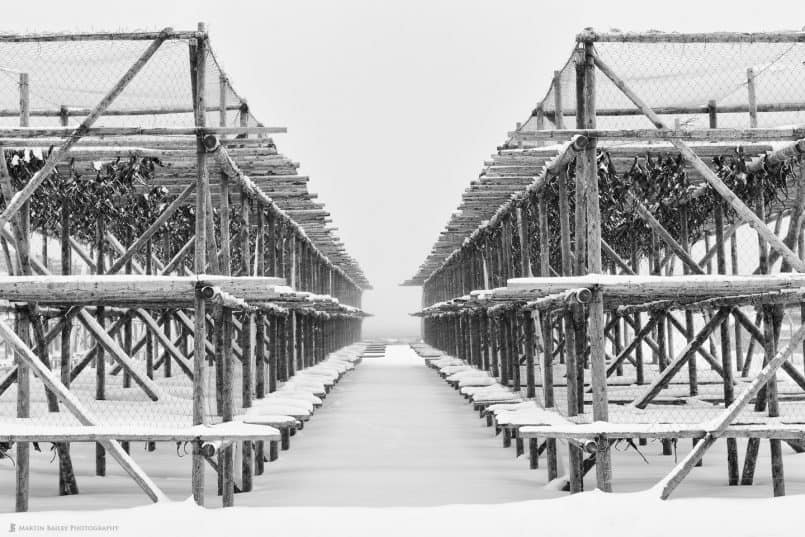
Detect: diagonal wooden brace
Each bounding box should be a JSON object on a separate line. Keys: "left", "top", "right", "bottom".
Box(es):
{"left": 0, "top": 316, "right": 167, "bottom": 502}
{"left": 76, "top": 309, "right": 162, "bottom": 401}
{"left": 0, "top": 30, "right": 172, "bottom": 231}
{"left": 633, "top": 308, "right": 730, "bottom": 409}
{"left": 595, "top": 52, "right": 805, "bottom": 273}
{"left": 658, "top": 322, "right": 805, "bottom": 499}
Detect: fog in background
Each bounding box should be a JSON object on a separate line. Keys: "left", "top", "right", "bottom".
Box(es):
{"left": 9, "top": 0, "right": 801, "bottom": 338}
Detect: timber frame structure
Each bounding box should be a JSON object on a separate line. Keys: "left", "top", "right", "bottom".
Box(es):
{"left": 406, "top": 30, "right": 805, "bottom": 498}
{"left": 0, "top": 25, "right": 370, "bottom": 510}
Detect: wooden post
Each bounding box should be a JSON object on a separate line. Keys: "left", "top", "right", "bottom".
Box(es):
{"left": 537, "top": 194, "right": 558, "bottom": 478}
{"left": 580, "top": 39, "right": 611, "bottom": 491}
{"left": 679, "top": 204, "right": 698, "bottom": 399}
{"left": 191, "top": 22, "right": 210, "bottom": 507}
{"left": 145, "top": 244, "right": 154, "bottom": 382}
{"left": 553, "top": 70, "right": 565, "bottom": 130}
{"left": 59, "top": 196, "right": 79, "bottom": 494}
{"left": 517, "top": 205, "right": 532, "bottom": 278}
{"left": 163, "top": 233, "right": 173, "bottom": 378}
{"left": 747, "top": 68, "right": 758, "bottom": 128}
{"left": 254, "top": 204, "right": 266, "bottom": 474}
{"left": 120, "top": 227, "right": 134, "bottom": 457}
{"left": 524, "top": 309, "right": 536, "bottom": 398}
{"left": 95, "top": 215, "right": 106, "bottom": 476}
{"left": 239, "top": 194, "right": 254, "bottom": 491}
{"left": 15, "top": 300, "right": 29, "bottom": 513}
{"left": 558, "top": 164, "right": 582, "bottom": 492}
{"left": 221, "top": 307, "right": 235, "bottom": 506}
{"left": 122, "top": 229, "right": 133, "bottom": 398}
{"left": 714, "top": 202, "right": 739, "bottom": 485}
{"left": 631, "top": 242, "right": 644, "bottom": 384}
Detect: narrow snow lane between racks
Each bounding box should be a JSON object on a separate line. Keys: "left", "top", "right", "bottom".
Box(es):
{"left": 244, "top": 344, "right": 555, "bottom": 506}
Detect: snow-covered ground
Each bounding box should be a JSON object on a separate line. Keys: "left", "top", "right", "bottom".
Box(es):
{"left": 1, "top": 345, "right": 804, "bottom": 536}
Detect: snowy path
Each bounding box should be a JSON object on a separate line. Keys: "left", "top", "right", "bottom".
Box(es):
{"left": 241, "top": 344, "right": 555, "bottom": 506}
{"left": 4, "top": 344, "right": 805, "bottom": 514}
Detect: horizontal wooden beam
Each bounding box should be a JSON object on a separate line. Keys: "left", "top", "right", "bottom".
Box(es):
{"left": 578, "top": 30, "right": 805, "bottom": 43}
{"left": 508, "top": 127, "right": 805, "bottom": 142}
{"left": 0, "top": 104, "right": 243, "bottom": 119}
{"left": 0, "top": 275, "right": 287, "bottom": 305}
{"left": 0, "top": 126, "right": 285, "bottom": 138}
{"left": 543, "top": 102, "right": 805, "bottom": 118}
{"left": 0, "top": 423, "right": 280, "bottom": 442}
{"left": 504, "top": 274, "right": 805, "bottom": 301}
{"left": 0, "top": 29, "right": 204, "bottom": 42}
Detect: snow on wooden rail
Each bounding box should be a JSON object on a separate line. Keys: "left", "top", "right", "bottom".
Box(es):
{"left": 0, "top": 422, "right": 281, "bottom": 443}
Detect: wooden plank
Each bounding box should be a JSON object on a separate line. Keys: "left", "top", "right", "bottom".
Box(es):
{"left": 519, "top": 423, "right": 805, "bottom": 440}
{"left": 0, "top": 425, "right": 280, "bottom": 443}
{"left": 509, "top": 127, "right": 805, "bottom": 141}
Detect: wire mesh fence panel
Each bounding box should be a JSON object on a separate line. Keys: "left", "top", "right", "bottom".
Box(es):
{"left": 576, "top": 41, "right": 805, "bottom": 131}
{"left": 0, "top": 38, "right": 252, "bottom": 128}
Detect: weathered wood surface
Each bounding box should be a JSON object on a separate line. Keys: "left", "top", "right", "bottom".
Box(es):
{"left": 0, "top": 424, "right": 281, "bottom": 442}
{"left": 0, "top": 316, "right": 168, "bottom": 502}
{"left": 504, "top": 274, "right": 805, "bottom": 300}
{"left": 509, "top": 127, "right": 805, "bottom": 142}
{"left": 578, "top": 30, "right": 805, "bottom": 43}
{"left": 0, "top": 275, "right": 286, "bottom": 304}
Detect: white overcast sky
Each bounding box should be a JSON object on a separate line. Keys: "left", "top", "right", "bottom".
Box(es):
{"left": 8, "top": 0, "right": 804, "bottom": 337}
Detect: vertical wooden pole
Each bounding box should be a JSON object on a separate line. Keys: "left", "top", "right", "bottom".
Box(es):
{"left": 221, "top": 307, "right": 235, "bottom": 506}
{"left": 14, "top": 72, "right": 30, "bottom": 507}
{"left": 517, "top": 205, "right": 532, "bottom": 278}
{"left": 679, "top": 204, "right": 698, "bottom": 396}
{"left": 553, "top": 70, "right": 565, "bottom": 130}
{"left": 239, "top": 188, "right": 254, "bottom": 491}
{"left": 746, "top": 68, "right": 758, "bottom": 128}
{"left": 191, "top": 22, "right": 209, "bottom": 507}
{"left": 215, "top": 70, "right": 238, "bottom": 504}
{"left": 731, "top": 234, "right": 743, "bottom": 372}
{"left": 163, "top": 232, "right": 173, "bottom": 378}
{"left": 537, "top": 194, "right": 558, "bottom": 478}
{"left": 14, "top": 77, "right": 29, "bottom": 510}
{"left": 145, "top": 244, "right": 154, "bottom": 381}
{"left": 59, "top": 196, "right": 79, "bottom": 493}
{"left": 122, "top": 230, "right": 133, "bottom": 402}
{"left": 757, "top": 194, "right": 784, "bottom": 495}
{"left": 121, "top": 228, "right": 133, "bottom": 457}
{"left": 524, "top": 309, "right": 536, "bottom": 398}
{"left": 267, "top": 210, "right": 276, "bottom": 277}
{"left": 742, "top": 195, "right": 772, "bottom": 485}
{"left": 679, "top": 201, "right": 701, "bottom": 465}
{"left": 288, "top": 310, "right": 297, "bottom": 378}
{"left": 558, "top": 165, "right": 582, "bottom": 492}
{"left": 509, "top": 310, "right": 521, "bottom": 392}
{"left": 631, "top": 241, "right": 644, "bottom": 384}
{"left": 94, "top": 215, "right": 106, "bottom": 476}
{"left": 572, "top": 47, "right": 588, "bottom": 409}
{"left": 15, "top": 304, "right": 29, "bottom": 512}
{"left": 714, "top": 202, "right": 739, "bottom": 485}
{"left": 580, "top": 39, "right": 611, "bottom": 492}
